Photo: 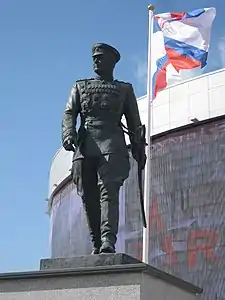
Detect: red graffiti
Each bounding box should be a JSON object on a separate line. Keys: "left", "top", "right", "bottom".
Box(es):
{"left": 136, "top": 200, "right": 219, "bottom": 267}
{"left": 187, "top": 229, "right": 219, "bottom": 269}
{"left": 148, "top": 200, "right": 177, "bottom": 264}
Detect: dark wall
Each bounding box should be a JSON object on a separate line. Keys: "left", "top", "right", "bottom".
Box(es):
{"left": 50, "top": 115, "right": 225, "bottom": 300}
{"left": 125, "top": 116, "right": 225, "bottom": 300}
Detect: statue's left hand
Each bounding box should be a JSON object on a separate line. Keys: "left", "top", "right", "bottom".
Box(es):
{"left": 63, "top": 136, "right": 77, "bottom": 152}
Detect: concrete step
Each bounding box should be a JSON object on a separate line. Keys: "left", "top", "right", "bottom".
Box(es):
{"left": 0, "top": 254, "right": 202, "bottom": 300}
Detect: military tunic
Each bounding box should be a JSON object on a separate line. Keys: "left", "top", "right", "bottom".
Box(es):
{"left": 62, "top": 77, "right": 142, "bottom": 250}
{"left": 62, "top": 78, "right": 141, "bottom": 157}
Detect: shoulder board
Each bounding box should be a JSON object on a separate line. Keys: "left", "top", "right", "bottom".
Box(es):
{"left": 116, "top": 80, "right": 132, "bottom": 85}
{"left": 76, "top": 78, "right": 95, "bottom": 83}
{"left": 116, "top": 80, "right": 133, "bottom": 89}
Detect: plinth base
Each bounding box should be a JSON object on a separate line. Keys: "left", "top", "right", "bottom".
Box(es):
{"left": 40, "top": 253, "right": 140, "bottom": 270}
{"left": 0, "top": 254, "right": 202, "bottom": 300}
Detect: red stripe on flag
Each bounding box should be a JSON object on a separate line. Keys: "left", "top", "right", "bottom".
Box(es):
{"left": 154, "top": 62, "right": 169, "bottom": 98}
{"left": 170, "top": 12, "right": 186, "bottom": 20}
{"left": 165, "top": 47, "right": 201, "bottom": 72}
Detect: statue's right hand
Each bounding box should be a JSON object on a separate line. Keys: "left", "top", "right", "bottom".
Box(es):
{"left": 63, "top": 136, "right": 77, "bottom": 152}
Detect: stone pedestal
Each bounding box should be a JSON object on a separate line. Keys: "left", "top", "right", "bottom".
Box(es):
{"left": 40, "top": 253, "right": 140, "bottom": 270}
{"left": 0, "top": 254, "right": 202, "bottom": 300}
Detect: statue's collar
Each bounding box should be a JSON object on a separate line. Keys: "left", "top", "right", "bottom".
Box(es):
{"left": 95, "top": 75, "right": 115, "bottom": 82}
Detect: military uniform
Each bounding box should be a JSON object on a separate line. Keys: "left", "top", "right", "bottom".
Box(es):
{"left": 62, "top": 43, "right": 143, "bottom": 253}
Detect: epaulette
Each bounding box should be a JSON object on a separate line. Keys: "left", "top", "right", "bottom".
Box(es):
{"left": 116, "top": 80, "right": 133, "bottom": 89}
{"left": 76, "top": 78, "right": 95, "bottom": 83}
{"left": 117, "top": 80, "right": 132, "bottom": 85}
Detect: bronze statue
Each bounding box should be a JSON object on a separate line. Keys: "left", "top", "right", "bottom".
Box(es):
{"left": 61, "top": 43, "right": 146, "bottom": 254}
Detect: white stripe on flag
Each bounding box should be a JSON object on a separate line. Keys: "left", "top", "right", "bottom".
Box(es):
{"left": 157, "top": 7, "right": 216, "bottom": 50}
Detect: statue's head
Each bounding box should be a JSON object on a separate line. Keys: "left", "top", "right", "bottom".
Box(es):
{"left": 92, "top": 43, "right": 120, "bottom": 76}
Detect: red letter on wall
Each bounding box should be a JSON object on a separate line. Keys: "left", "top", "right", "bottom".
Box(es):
{"left": 187, "top": 229, "right": 218, "bottom": 269}
{"left": 149, "top": 200, "right": 177, "bottom": 264}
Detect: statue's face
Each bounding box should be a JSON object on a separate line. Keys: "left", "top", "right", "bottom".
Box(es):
{"left": 92, "top": 53, "right": 115, "bottom": 75}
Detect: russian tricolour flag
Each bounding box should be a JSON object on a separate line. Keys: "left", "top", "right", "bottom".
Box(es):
{"left": 151, "top": 7, "right": 216, "bottom": 99}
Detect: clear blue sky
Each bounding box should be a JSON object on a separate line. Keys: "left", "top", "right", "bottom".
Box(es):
{"left": 0, "top": 0, "right": 224, "bottom": 273}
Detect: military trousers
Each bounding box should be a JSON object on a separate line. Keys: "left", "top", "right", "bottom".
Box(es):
{"left": 72, "top": 154, "right": 130, "bottom": 250}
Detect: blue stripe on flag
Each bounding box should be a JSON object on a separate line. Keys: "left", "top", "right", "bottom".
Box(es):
{"left": 183, "top": 8, "right": 205, "bottom": 19}
{"left": 153, "top": 18, "right": 161, "bottom": 33}
{"left": 164, "top": 37, "right": 208, "bottom": 67}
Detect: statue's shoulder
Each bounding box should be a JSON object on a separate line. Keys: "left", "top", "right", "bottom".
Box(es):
{"left": 116, "top": 80, "right": 133, "bottom": 90}
{"left": 72, "top": 78, "right": 96, "bottom": 93}
{"left": 75, "top": 78, "right": 95, "bottom": 84}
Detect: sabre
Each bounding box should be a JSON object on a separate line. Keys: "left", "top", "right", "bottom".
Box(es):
{"left": 121, "top": 122, "right": 148, "bottom": 228}
{"left": 138, "top": 124, "right": 147, "bottom": 228}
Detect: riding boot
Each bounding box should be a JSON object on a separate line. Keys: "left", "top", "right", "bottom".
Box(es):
{"left": 82, "top": 189, "right": 101, "bottom": 253}
{"left": 81, "top": 158, "right": 102, "bottom": 254}
{"left": 99, "top": 181, "right": 120, "bottom": 253}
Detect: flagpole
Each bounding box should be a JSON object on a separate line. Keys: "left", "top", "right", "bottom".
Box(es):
{"left": 142, "top": 3, "right": 155, "bottom": 264}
